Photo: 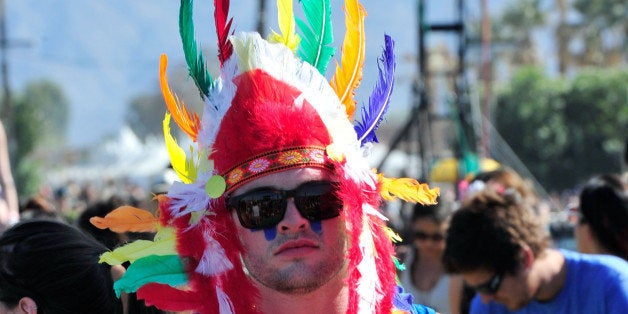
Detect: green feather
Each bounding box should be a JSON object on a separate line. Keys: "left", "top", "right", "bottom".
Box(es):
{"left": 296, "top": 0, "right": 335, "bottom": 75}
{"left": 180, "top": 0, "right": 213, "bottom": 97}
{"left": 113, "top": 255, "right": 187, "bottom": 297}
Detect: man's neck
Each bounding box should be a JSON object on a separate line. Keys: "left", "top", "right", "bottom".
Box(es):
{"left": 533, "top": 249, "right": 568, "bottom": 302}
{"left": 255, "top": 273, "right": 348, "bottom": 314}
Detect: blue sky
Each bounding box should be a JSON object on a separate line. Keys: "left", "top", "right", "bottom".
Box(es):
{"left": 7, "top": 0, "right": 512, "bottom": 147}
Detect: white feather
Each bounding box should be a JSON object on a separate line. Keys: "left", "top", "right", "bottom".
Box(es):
{"left": 195, "top": 233, "right": 234, "bottom": 276}
{"left": 167, "top": 173, "right": 212, "bottom": 218}
{"left": 216, "top": 286, "right": 235, "bottom": 314}
{"left": 198, "top": 56, "right": 238, "bottom": 150}
{"left": 356, "top": 212, "right": 383, "bottom": 313}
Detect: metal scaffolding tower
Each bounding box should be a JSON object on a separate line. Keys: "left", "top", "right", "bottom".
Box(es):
{"left": 378, "top": 0, "right": 473, "bottom": 181}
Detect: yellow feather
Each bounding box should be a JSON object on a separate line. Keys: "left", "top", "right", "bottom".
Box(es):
{"left": 159, "top": 54, "right": 201, "bottom": 141}
{"left": 378, "top": 174, "right": 440, "bottom": 205}
{"left": 99, "top": 227, "right": 177, "bottom": 265}
{"left": 383, "top": 226, "right": 402, "bottom": 243}
{"left": 163, "top": 113, "right": 195, "bottom": 183}
{"left": 268, "top": 0, "right": 301, "bottom": 51}
{"left": 330, "top": 0, "right": 367, "bottom": 121}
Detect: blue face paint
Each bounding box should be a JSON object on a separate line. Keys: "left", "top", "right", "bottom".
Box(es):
{"left": 311, "top": 220, "right": 322, "bottom": 234}
{"left": 263, "top": 227, "right": 277, "bottom": 241}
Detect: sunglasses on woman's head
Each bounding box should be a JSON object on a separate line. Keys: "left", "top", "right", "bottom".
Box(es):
{"left": 226, "top": 181, "right": 343, "bottom": 230}
{"left": 468, "top": 272, "right": 503, "bottom": 295}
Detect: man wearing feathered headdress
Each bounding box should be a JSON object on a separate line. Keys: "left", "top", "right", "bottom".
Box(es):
{"left": 91, "top": 1, "right": 440, "bottom": 313}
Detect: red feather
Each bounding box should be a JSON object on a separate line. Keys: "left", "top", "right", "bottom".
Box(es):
{"left": 214, "top": 0, "right": 234, "bottom": 65}
{"left": 137, "top": 283, "right": 202, "bottom": 312}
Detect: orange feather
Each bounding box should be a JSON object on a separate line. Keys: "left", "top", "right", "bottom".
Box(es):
{"left": 330, "top": 0, "right": 367, "bottom": 121}
{"left": 159, "top": 54, "right": 201, "bottom": 141}
{"left": 90, "top": 206, "right": 159, "bottom": 233}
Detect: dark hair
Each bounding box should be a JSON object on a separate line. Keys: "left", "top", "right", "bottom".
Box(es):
{"left": 77, "top": 198, "right": 126, "bottom": 250}
{"left": 578, "top": 174, "right": 628, "bottom": 261}
{"left": 443, "top": 189, "right": 550, "bottom": 275}
{"left": 411, "top": 197, "right": 452, "bottom": 225}
{"left": 0, "top": 220, "right": 122, "bottom": 313}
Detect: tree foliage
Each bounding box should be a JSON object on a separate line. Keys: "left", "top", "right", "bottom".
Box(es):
{"left": 493, "top": 0, "right": 546, "bottom": 66}
{"left": 495, "top": 67, "right": 627, "bottom": 191}
{"left": 11, "top": 79, "right": 69, "bottom": 198}
{"left": 570, "top": 0, "right": 627, "bottom": 66}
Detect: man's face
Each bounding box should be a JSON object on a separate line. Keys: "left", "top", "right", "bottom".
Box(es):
{"left": 230, "top": 167, "right": 348, "bottom": 295}
{"left": 463, "top": 267, "right": 534, "bottom": 311}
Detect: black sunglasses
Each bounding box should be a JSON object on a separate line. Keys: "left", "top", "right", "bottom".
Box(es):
{"left": 413, "top": 231, "right": 445, "bottom": 242}
{"left": 468, "top": 272, "right": 503, "bottom": 295}
{"left": 226, "top": 181, "right": 343, "bottom": 230}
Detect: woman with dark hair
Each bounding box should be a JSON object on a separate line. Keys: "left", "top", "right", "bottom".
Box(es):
{"left": 575, "top": 174, "right": 628, "bottom": 261}
{"left": 0, "top": 219, "right": 124, "bottom": 314}
{"left": 399, "top": 199, "right": 464, "bottom": 313}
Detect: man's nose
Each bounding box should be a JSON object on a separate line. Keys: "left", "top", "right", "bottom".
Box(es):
{"left": 277, "top": 198, "right": 309, "bottom": 232}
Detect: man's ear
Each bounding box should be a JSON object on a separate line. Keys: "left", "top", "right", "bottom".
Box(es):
{"left": 17, "top": 297, "right": 37, "bottom": 314}
{"left": 521, "top": 245, "right": 535, "bottom": 269}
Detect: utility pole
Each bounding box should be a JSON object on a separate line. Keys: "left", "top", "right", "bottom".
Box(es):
{"left": 0, "top": 0, "right": 11, "bottom": 123}
{"left": 479, "top": 0, "right": 491, "bottom": 159}
{"left": 256, "top": 0, "right": 267, "bottom": 38}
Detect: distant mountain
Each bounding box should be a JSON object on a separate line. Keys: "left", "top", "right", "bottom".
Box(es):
{"left": 8, "top": 0, "right": 432, "bottom": 147}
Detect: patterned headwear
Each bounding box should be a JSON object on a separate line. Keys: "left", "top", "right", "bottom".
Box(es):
{"left": 91, "top": 1, "right": 439, "bottom": 313}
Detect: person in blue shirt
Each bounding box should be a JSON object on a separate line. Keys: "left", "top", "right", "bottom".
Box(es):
{"left": 442, "top": 188, "right": 628, "bottom": 313}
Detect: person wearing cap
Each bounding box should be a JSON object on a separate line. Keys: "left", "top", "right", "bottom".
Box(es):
{"left": 91, "top": 1, "right": 440, "bottom": 313}
{"left": 443, "top": 189, "right": 628, "bottom": 313}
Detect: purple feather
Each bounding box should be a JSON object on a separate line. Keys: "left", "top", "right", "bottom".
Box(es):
{"left": 354, "top": 34, "right": 396, "bottom": 146}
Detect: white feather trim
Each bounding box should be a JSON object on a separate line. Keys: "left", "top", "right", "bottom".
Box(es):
{"left": 356, "top": 212, "right": 383, "bottom": 313}
{"left": 166, "top": 173, "right": 212, "bottom": 218}
{"left": 195, "top": 233, "right": 234, "bottom": 276}
{"left": 198, "top": 57, "right": 238, "bottom": 150}
{"left": 216, "top": 286, "right": 235, "bottom": 314}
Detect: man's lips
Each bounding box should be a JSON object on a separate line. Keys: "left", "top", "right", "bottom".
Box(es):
{"left": 274, "top": 239, "right": 319, "bottom": 255}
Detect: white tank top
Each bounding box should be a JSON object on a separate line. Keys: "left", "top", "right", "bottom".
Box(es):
{"left": 400, "top": 248, "right": 452, "bottom": 314}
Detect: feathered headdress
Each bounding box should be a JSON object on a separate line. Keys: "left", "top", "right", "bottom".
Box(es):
{"left": 91, "top": 1, "right": 439, "bottom": 313}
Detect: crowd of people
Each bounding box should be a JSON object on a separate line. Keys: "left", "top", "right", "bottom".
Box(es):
{"left": 1, "top": 0, "right": 627, "bottom": 313}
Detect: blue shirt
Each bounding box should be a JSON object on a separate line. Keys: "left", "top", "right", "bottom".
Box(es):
{"left": 470, "top": 250, "right": 628, "bottom": 313}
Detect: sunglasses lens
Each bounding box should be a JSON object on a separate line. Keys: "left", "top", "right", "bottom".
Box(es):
{"left": 414, "top": 231, "right": 428, "bottom": 240}
{"left": 230, "top": 191, "right": 286, "bottom": 229}
{"left": 473, "top": 273, "right": 503, "bottom": 295}
{"left": 294, "top": 182, "right": 342, "bottom": 221}
{"left": 414, "top": 231, "right": 444, "bottom": 241}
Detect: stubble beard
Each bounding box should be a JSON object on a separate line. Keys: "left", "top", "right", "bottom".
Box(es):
{"left": 244, "top": 235, "right": 347, "bottom": 295}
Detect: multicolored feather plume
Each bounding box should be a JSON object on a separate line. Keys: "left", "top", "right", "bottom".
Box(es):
{"left": 160, "top": 55, "right": 201, "bottom": 141}
{"left": 268, "top": 0, "right": 301, "bottom": 51}
{"left": 354, "top": 35, "right": 395, "bottom": 145}
{"left": 180, "top": 0, "right": 213, "bottom": 97}
{"left": 214, "top": 0, "right": 234, "bottom": 66}
{"left": 296, "top": 0, "right": 335, "bottom": 74}
{"left": 330, "top": 0, "right": 367, "bottom": 121}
